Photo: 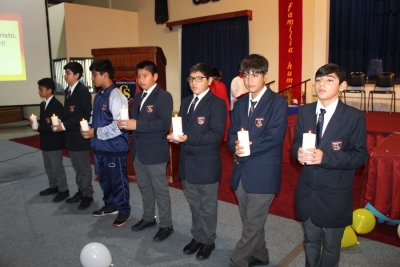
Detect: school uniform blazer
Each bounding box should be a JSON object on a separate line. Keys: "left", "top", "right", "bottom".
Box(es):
{"left": 38, "top": 97, "right": 65, "bottom": 151}
{"left": 292, "top": 100, "right": 368, "bottom": 228}
{"left": 62, "top": 82, "right": 92, "bottom": 151}
{"left": 227, "top": 88, "right": 288, "bottom": 194}
{"left": 131, "top": 85, "right": 173, "bottom": 165}
{"left": 178, "top": 90, "right": 227, "bottom": 185}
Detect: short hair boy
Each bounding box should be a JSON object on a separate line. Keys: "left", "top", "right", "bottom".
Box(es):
{"left": 227, "top": 54, "right": 288, "bottom": 267}
{"left": 33, "top": 78, "right": 69, "bottom": 202}
{"left": 81, "top": 59, "right": 131, "bottom": 227}
{"left": 292, "top": 63, "right": 368, "bottom": 266}
{"left": 54, "top": 62, "right": 93, "bottom": 210}
{"left": 167, "top": 63, "right": 227, "bottom": 260}
{"left": 118, "top": 60, "right": 174, "bottom": 242}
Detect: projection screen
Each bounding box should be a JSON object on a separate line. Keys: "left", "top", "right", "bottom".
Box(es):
{"left": 0, "top": 0, "right": 52, "bottom": 106}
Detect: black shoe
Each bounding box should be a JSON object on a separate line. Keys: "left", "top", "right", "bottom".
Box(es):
{"left": 93, "top": 205, "right": 118, "bottom": 217}
{"left": 183, "top": 239, "right": 201, "bottom": 255}
{"left": 113, "top": 213, "right": 131, "bottom": 227}
{"left": 65, "top": 191, "right": 83, "bottom": 203}
{"left": 248, "top": 256, "right": 269, "bottom": 267}
{"left": 78, "top": 196, "right": 93, "bottom": 210}
{"left": 52, "top": 190, "right": 69, "bottom": 202}
{"left": 131, "top": 218, "right": 157, "bottom": 231}
{"left": 153, "top": 226, "right": 174, "bottom": 242}
{"left": 196, "top": 243, "right": 215, "bottom": 260}
{"left": 39, "top": 187, "right": 59, "bottom": 196}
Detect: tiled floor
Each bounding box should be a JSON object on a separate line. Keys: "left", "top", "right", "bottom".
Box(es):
{"left": 0, "top": 120, "right": 37, "bottom": 140}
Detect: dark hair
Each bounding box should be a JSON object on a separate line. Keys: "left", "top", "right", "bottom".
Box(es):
{"left": 211, "top": 67, "right": 221, "bottom": 78}
{"left": 240, "top": 54, "right": 269, "bottom": 75}
{"left": 63, "top": 62, "right": 83, "bottom": 79}
{"left": 135, "top": 60, "right": 158, "bottom": 75}
{"left": 189, "top": 63, "right": 212, "bottom": 78}
{"left": 89, "top": 59, "right": 115, "bottom": 79}
{"left": 37, "top": 78, "right": 55, "bottom": 94}
{"left": 315, "top": 63, "right": 346, "bottom": 84}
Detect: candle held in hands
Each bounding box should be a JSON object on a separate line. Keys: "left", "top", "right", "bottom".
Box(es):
{"left": 80, "top": 119, "right": 89, "bottom": 131}
{"left": 51, "top": 114, "right": 59, "bottom": 126}
{"left": 302, "top": 131, "right": 316, "bottom": 150}
{"left": 237, "top": 128, "right": 250, "bottom": 157}
{"left": 120, "top": 105, "right": 129, "bottom": 120}
{"left": 172, "top": 114, "right": 183, "bottom": 138}
{"left": 30, "top": 114, "right": 38, "bottom": 130}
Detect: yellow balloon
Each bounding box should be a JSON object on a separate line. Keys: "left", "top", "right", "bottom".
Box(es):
{"left": 341, "top": 226, "right": 358, "bottom": 248}
{"left": 352, "top": 208, "right": 376, "bottom": 234}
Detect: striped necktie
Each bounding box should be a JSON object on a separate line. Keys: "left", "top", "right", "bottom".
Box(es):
{"left": 187, "top": 97, "right": 199, "bottom": 122}
{"left": 316, "top": 108, "right": 326, "bottom": 144}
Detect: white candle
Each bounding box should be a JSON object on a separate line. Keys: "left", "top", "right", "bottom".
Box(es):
{"left": 51, "top": 114, "right": 59, "bottom": 126}
{"left": 172, "top": 114, "right": 183, "bottom": 138}
{"left": 80, "top": 118, "right": 89, "bottom": 131}
{"left": 302, "top": 131, "right": 316, "bottom": 150}
{"left": 237, "top": 128, "right": 250, "bottom": 157}
{"left": 30, "top": 114, "right": 38, "bottom": 130}
{"left": 120, "top": 105, "right": 129, "bottom": 120}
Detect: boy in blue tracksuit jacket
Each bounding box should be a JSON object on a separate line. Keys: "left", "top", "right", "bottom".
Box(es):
{"left": 81, "top": 59, "right": 131, "bottom": 227}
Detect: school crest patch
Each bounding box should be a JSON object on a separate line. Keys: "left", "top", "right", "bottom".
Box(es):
{"left": 197, "top": 116, "right": 205, "bottom": 125}
{"left": 102, "top": 104, "right": 107, "bottom": 111}
{"left": 146, "top": 105, "right": 154, "bottom": 113}
{"left": 46, "top": 118, "right": 51, "bottom": 124}
{"left": 332, "top": 140, "right": 342, "bottom": 151}
{"left": 69, "top": 106, "right": 75, "bottom": 112}
{"left": 255, "top": 117, "right": 264, "bottom": 128}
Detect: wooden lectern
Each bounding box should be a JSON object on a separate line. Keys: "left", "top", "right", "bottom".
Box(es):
{"left": 91, "top": 46, "right": 178, "bottom": 183}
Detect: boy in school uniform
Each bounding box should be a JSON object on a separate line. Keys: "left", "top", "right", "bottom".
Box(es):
{"left": 53, "top": 62, "right": 94, "bottom": 210}
{"left": 118, "top": 60, "right": 174, "bottom": 242}
{"left": 292, "top": 63, "right": 368, "bottom": 267}
{"left": 167, "top": 63, "right": 227, "bottom": 260}
{"left": 33, "top": 78, "right": 69, "bottom": 202}
{"left": 227, "top": 54, "right": 288, "bottom": 267}
{"left": 81, "top": 59, "right": 131, "bottom": 227}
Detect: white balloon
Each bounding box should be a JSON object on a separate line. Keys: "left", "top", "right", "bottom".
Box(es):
{"left": 398, "top": 224, "right": 400, "bottom": 238}
{"left": 80, "top": 242, "right": 112, "bottom": 267}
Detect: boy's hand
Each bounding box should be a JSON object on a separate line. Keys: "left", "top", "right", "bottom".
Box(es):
{"left": 298, "top": 147, "right": 323, "bottom": 165}
{"left": 118, "top": 119, "right": 136, "bottom": 130}
{"left": 167, "top": 133, "right": 187, "bottom": 143}
{"left": 234, "top": 140, "right": 253, "bottom": 156}
{"left": 53, "top": 123, "right": 64, "bottom": 132}
{"left": 81, "top": 127, "right": 94, "bottom": 139}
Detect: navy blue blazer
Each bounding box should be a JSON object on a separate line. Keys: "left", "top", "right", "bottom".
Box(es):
{"left": 62, "top": 82, "right": 92, "bottom": 151}
{"left": 227, "top": 88, "right": 288, "bottom": 194}
{"left": 292, "top": 100, "right": 368, "bottom": 227}
{"left": 131, "top": 85, "right": 173, "bottom": 165}
{"left": 38, "top": 97, "right": 65, "bottom": 151}
{"left": 178, "top": 90, "right": 227, "bottom": 185}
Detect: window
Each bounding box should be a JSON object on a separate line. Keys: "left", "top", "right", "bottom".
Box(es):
{"left": 52, "top": 58, "right": 67, "bottom": 94}
{"left": 70, "top": 58, "right": 94, "bottom": 92}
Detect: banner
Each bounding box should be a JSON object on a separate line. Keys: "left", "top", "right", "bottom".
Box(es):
{"left": 279, "top": 0, "right": 303, "bottom": 104}
{"left": 114, "top": 78, "right": 138, "bottom": 106}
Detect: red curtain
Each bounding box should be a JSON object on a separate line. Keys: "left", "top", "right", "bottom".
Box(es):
{"left": 279, "top": 0, "right": 303, "bottom": 103}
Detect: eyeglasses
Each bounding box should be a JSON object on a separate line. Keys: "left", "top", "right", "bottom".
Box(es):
{"left": 187, "top": 76, "right": 208, "bottom": 83}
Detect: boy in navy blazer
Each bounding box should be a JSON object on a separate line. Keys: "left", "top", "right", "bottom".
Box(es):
{"left": 53, "top": 62, "right": 93, "bottom": 210}
{"left": 227, "top": 54, "right": 288, "bottom": 267}
{"left": 32, "top": 78, "right": 69, "bottom": 203}
{"left": 292, "top": 63, "right": 368, "bottom": 267}
{"left": 118, "top": 60, "right": 174, "bottom": 242}
{"left": 167, "top": 63, "right": 227, "bottom": 260}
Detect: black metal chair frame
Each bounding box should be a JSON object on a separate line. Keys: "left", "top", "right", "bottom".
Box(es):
{"left": 343, "top": 72, "right": 366, "bottom": 111}
{"left": 367, "top": 72, "right": 396, "bottom": 114}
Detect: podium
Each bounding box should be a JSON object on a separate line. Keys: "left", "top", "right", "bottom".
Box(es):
{"left": 91, "top": 46, "right": 178, "bottom": 183}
